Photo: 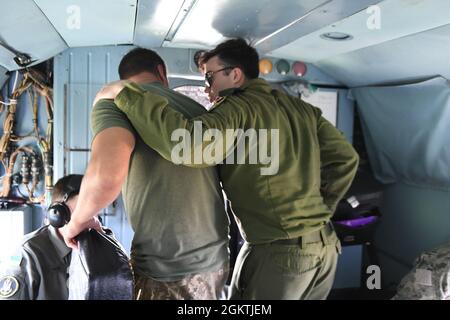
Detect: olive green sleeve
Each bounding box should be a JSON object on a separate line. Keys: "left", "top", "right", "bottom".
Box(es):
{"left": 316, "top": 110, "right": 359, "bottom": 212}
{"left": 91, "top": 99, "right": 136, "bottom": 140}
{"left": 114, "top": 82, "right": 243, "bottom": 167}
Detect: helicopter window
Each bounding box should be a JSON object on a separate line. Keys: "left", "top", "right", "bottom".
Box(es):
{"left": 174, "top": 85, "right": 212, "bottom": 110}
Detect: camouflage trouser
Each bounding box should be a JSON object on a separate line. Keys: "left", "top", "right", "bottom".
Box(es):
{"left": 392, "top": 245, "right": 450, "bottom": 300}
{"left": 134, "top": 266, "right": 229, "bottom": 300}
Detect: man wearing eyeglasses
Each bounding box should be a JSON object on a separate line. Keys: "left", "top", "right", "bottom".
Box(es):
{"left": 66, "top": 39, "right": 359, "bottom": 300}
{"left": 203, "top": 66, "right": 235, "bottom": 103}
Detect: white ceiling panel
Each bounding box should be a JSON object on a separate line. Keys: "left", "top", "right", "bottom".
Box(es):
{"left": 316, "top": 23, "right": 450, "bottom": 87}
{"left": 163, "top": 0, "right": 328, "bottom": 49}
{"left": 34, "top": 0, "right": 137, "bottom": 47}
{"left": 134, "top": 0, "right": 185, "bottom": 48}
{"left": 256, "top": 0, "right": 382, "bottom": 53}
{"left": 0, "top": 0, "right": 67, "bottom": 70}
{"left": 271, "top": 0, "right": 450, "bottom": 63}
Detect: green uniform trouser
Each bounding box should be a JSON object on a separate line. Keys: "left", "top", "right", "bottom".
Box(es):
{"left": 230, "top": 224, "right": 342, "bottom": 300}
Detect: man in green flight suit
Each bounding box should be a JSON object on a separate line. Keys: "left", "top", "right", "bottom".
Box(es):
{"left": 66, "top": 39, "right": 359, "bottom": 299}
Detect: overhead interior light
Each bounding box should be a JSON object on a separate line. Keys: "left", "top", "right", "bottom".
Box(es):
{"left": 164, "top": 0, "right": 198, "bottom": 42}
{"left": 276, "top": 60, "right": 290, "bottom": 75}
{"left": 292, "top": 61, "right": 307, "bottom": 77}
{"left": 320, "top": 32, "right": 353, "bottom": 41}
{"left": 259, "top": 59, "right": 273, "bottom": 75}
{"left": 164, "top": 0, "right": 223, "bottom": 46}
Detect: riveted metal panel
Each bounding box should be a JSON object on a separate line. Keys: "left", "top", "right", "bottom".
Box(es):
{"left": 53, "top": 46, "right": 133, "bottom": 179}
{"left": 53, "top": 46, "right": 139, "bottom": 251}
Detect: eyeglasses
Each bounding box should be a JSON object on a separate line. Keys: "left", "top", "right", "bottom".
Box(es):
{"left": 204, "top": 66, "right": 236, "bottom": 87}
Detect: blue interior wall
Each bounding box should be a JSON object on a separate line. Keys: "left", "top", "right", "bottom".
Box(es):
{"left": 375, "top": 182, "right": 450, "bottom": 288}
{"left": 333, "top": 89, "right": 360, "bottom": 289}
{"left": 53, "top": 46, "right": 135, "bottom": 252}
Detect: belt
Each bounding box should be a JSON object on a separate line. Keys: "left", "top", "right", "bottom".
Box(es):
{"left": 271, "top": 223, "right": 334, "bottom": 247}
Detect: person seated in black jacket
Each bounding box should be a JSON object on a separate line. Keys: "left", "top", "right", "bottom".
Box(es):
{"left": 0, "top": 174, "right": 101, "bottom": 300}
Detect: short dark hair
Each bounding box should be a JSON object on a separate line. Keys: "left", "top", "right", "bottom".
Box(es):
{"left": 118, "top": 48, "right": 167, "bottom": 80}
{"left": 52, "top": 174, "right": 83, "bottom": 203}
{"left": 202, "top": 38, "right": 259, "bottom": 79}
{"left": 193, "top": 50, "right": 206, "bottom": 69}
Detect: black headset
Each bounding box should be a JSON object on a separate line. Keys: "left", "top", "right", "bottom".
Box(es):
{"left": 47, "top": 175, "right": 82, "bottom": 228}
{"left": 47, "top": 192, "right": 75, "bottom": 228}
